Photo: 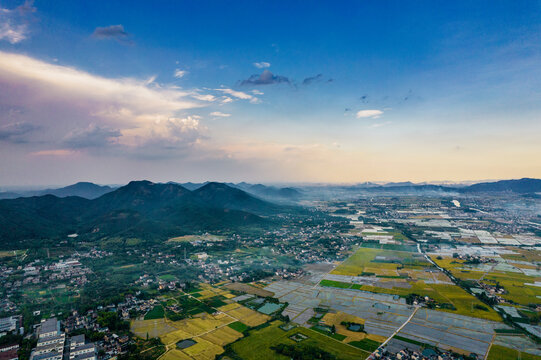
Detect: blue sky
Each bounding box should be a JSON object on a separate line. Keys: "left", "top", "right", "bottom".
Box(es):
{"left": 1, "top": 1, "right": 541, "bottom": 186}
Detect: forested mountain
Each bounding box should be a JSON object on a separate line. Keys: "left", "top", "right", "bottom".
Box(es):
{"left": 0, "top": 181, "right": 283, "bottom": 246}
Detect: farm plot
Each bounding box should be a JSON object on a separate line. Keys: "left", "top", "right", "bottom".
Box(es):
{"left": 230, "top": 320, "right": 369, "bottom": 360}
{"left": 224, "top": 282, "right": 274, "bottom": 297}
{"left": 219, "top": 303, "right": 269, "bottom": 327}
{"left": 487, "top": 345, "right": 541, "bottom": 360}
{"left": 331, "top": 247, "right": 430, "bottom": 276}
{"left": 131, "top": 318, "right": 177, "bottom": 339}
{"left": 394, "top": 308, "right": 511, "bottom": 357}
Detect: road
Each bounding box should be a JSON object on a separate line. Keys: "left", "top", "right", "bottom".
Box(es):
{"left": 367, "top": 306, "right": 419, "bottom": 359}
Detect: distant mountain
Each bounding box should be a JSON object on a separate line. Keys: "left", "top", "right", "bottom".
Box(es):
{"left": 0, "top": 181, "right": 283, "bottom": 245}
{"left": 462, "top": 178, "right": 541, "bottom": 194}
{"left": 178, "top": 182, "right": 209, "bottom": 191}
{"left": 343, "top": 178, "right": 541, "bottom": 194}
{"left": 235, "top": 183, "right": 301, "bottom": 201}
{"left": 0, "top": 182, "right": 115, "bottom": 200}
{"left": 36, "top": 182, "right": 115, "bottom": 199}
{"left": 383, "top": 181, "right": 416, "bottom": 187}
{"left": 0, "top": 191, "right": 22, "bottom": 200}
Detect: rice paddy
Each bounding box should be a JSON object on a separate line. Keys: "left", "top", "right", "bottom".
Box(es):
{"left": 230, "top": 320, "right": 370, "bottom": 360}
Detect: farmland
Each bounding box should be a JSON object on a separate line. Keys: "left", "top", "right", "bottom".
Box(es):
{"left": 230, "top": 320, "right": 370, "bottom": 360}
{"left": 487, "top": 345, "right": 541, "bottom": 360}
{"left": 324, "top": 246, "right": 502, "bottom": 321}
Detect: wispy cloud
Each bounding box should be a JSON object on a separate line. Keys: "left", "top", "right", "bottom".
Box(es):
{"left": 215, "top": 88, "right": 259, "bottom": 103}
{"left": 30, "top": 149, "right": 77, "bottom": 157}
{"left": 302, "top": 74, "right": 323, "bottom": 85}
{"left": 356, "top": 109, "right": 383, "bottom": 118}
{"left": 174, "top": 69, "right": 187, "bottom": 78}
{"left": 0, "top": 0, "right": 36, "bottom": 44}
{"left": 0, "top": 121, "right": 38, "bottom": 143}
{"left": 210, "top": 111, "right": 231, "bottom": 117}
{"left": 240, "top": 70, "right": 291, "bottom": 86}
{"left": 63, "top": 124, "right": 121, "bottom": 149}
{"left": 253, "top": 61, "right": 270, "bottom": 69}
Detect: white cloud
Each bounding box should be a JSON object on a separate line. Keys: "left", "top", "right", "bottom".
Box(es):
{"left": 356, "top": 109, "right": 383, "bottom": 118}
{"left": 0, "top": 51, "right": 205, "bottom": 152}
{"left": 252, "top": 89, "right": 264, "bottom": 95}
{"left": 192, "top": 93, "right": 216, "bottom": 102}
{"left": 253, "top": 61, "right": 270, "bottom": 69}
{"left": 215, "top": 88, "right": 254, "bottom": 100}
{"left": 210, "top": 111, "right": 231, "bottom": 117}
{"left": 174, "top": 69, "right": 187, "bottom": 78}
{"left": 0, "top": 1, "right": 36, "bottom": 44}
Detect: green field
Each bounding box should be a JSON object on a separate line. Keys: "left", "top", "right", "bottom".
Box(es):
{"left": 487, "top": 345, "right": 541, "bottom": 360}
{"left": 159, "top": 274, "right": 177, "bottom": 281}
{"left": 228, "top": 321, "right": 249, "bottom": 333}
{"left": 348, "top": 338, "right": 381, "bottom": 352}
{"left": 144, "top": 305, "right": 165, "bottom": 320}
{"left": 329, "top": 248, "right": 502, "bottom": 321}
{"left": 434, "top": 257, "right": 541, "bottom": 306}
{"left": 310, "top": 325, "right": 347, "bottom": 341}
{"left": 332, "top": 247, "right": 430, "bottom": 276}
{"left": 230, "top": 321, "right": 369, "bottom": 360}
{"left": 320, "top": 279, "right": 355, "bottom": 289}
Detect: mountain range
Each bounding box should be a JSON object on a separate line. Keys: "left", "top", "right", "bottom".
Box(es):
{"left": 0, "top": 182, "right": 115, "bottom": 200}
{"left": 0, "top": 181, "right": 285, "bottom": 245}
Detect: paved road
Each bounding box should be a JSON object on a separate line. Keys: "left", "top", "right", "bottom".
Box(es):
{"left": 367, "top": 306, "right": 419, "bottom": 359}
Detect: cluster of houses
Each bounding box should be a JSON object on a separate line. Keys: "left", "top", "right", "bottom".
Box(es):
{"left": 373, "top": 347, "right": 474, "bottom": 360}
{"left": 2, "top": 259, "right": 92, "bottom": 300}
{"left": 29, "top": 318, "right": 96, "bottom": 360}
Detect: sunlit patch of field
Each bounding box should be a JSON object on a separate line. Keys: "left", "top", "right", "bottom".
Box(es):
{"left": 131, "top": 318, "right": 176, "bottom": 339}
{"left": 222, "top": 305, "right": 269, "bottom": 327}
{"left": 331, "top": 247, "right": 428, "bottom": 276}
{"left": 512, "top": 263, "right": 539, "bottom": 270}
{"left": 230, "top": 320, "right": 369, "bottom": 360}
{"left": 217, "top": 303, "right": 240, "bottom": 312}
{"left": 224, "top": 282, "right": 274, "bottom": 297}
{"left": 501, "top": 248, "right": 541, "bottom": 263}
{"left": 182, "top": 338, "right": 224, "bottom": 360}
{"left": 199, "top": 326, "right": 243, "bottom": 346}
{"left": 168, "top": 313, "right": 232, "bottom": 336}
{"left": 435, "top": 256, "right": 541, "bottom": 306}
{"left": 159, "top": 328, "right": 192, "bottom": 345}
{"left": 161, "top": 349, "right": 193, "bottom": 360}
{"left": 0, "top": 249, "right": 26, "bottom": 258}
{"left": 483, "top": 272, "right": 541, "bottom": 306}
{"left": 487, "top": 344, "right": 541, "bottom": 360}
{"left": 193, "top": 283, "right": 235, "bottom": 300}
{"left": 320, "top": 311, "right": 369, "bottom": 342}
{"left": 167, "top": 234, "right": 226, "bottom": 243}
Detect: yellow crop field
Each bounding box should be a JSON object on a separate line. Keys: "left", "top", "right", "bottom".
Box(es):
{"left": 131, "top": 318, "right": 176, "bottom": 339}
{"left": 182, "top": 338, "right": 224, "bottom": 360}
{"left": 218, "top": 303, "right": 240, "bottom": 312}
{"left": 168, "top": 313, "right": 232, "bottom": 336}
{"left": 332, "top": 247, "right": 427, "bottom": 276}
{"left": 159, "top": 328, "right": 192, "bottom": 345}
{"left": 224, "top": 282, "right": 274, "bottom": 297}
{"left": 161, "top": 349, "right": 194, "bottom": 360}
{"left": 321, "top": 311, "right": 368, "bottom": 342}
{"left": 199, "top": 326, "right": 243, "bottom": 346}
{"left": 224, "top": 305, "right": 268, "bottom": 327}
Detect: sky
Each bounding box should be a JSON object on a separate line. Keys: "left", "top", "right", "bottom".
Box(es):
{"left": 1, "top": 0, "right": 541, "bottom": 186}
